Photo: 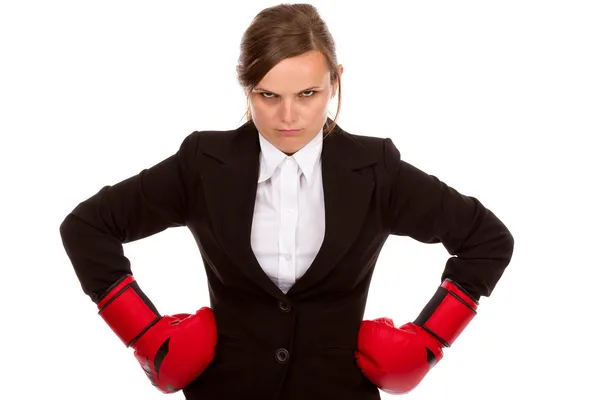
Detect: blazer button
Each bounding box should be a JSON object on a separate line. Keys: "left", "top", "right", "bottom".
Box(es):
{"left": 278, "top": 300, "right": 291, "bottom": 312}
{"left": 275, "top": 348, "right": 289, "bottom": 363}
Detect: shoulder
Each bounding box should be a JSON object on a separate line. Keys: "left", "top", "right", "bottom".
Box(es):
{"left": 333, "top": 124, "right": 401, "bottom": 172}
{"left": 177, "top": 122, "right": 250, "bottom": 160}
{"left": 181, "top": 125, "right": 239, "bottom": 151}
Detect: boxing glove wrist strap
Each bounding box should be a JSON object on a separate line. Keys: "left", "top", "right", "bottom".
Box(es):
{"left": 96, "top": 274, "right": 161, "bottom": 348}
{"left": 413, "top": 279, "right": 478, "bottom": 347}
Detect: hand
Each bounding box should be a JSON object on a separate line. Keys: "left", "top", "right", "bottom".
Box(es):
{"left": 356, "top": 318, "right": 443, "bottom": 394}
{"left": 96, "top": 275, "right": 218, "bottom": 393}
{"left": 131, "top": 307, "right": 217, "bottom": 392}
{"left": 355, "top": 279, "right": 478, "bottom": 394}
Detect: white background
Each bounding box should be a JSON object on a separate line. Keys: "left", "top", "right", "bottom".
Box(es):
{"left": 2, "top": 0, "right": 599, "bottom": 398}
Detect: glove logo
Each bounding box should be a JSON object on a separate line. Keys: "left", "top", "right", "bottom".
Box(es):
{"left": 154, "top": 337, "right": 171, "bottom": 379}
{"left": 142, "top": 358, "right": 158, "bottom": 388}
{"left": 425, "top": 347, "right": 436, "bottom": 368}
{"left": 140, "top": 337, "right": 181, "bottom": 393}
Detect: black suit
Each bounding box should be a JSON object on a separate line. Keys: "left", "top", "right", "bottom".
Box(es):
{"left": 59, "top": 118, "right": 514, "bottom": 399}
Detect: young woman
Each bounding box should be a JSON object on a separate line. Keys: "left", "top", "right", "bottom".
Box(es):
{"left": 59, "top": 4, "right": 514, "bottom": 399}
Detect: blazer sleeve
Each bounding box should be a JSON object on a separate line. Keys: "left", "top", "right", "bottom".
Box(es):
{"left": 383, "top": 138, "right": 514, "bottom": 300}
{"left": 59, "top": 131, "right": 201, "bottom": 303}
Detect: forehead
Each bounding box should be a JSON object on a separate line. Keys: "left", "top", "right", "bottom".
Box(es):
{"left": 257, "top": 50, "right": 330, "bottom": 92}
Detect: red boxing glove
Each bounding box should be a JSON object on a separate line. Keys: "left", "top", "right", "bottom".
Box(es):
{"left": 96, "top": 274, "right": 218, "bottom": 393}
{"left": 356, "top": 279, "right": 478, "bottom": 394}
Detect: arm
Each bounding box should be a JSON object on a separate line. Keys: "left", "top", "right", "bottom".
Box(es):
{"left": 383, "top": 137, "right": 514, "bottom": 300}
{"left": 356, "top": 138, "right": 514, "bottom": 394}
{"left": 58, "top": 131, "right": 217, "bottom": 393}
{"left": 59, "top": 131, "right": 200, "bottom": 302}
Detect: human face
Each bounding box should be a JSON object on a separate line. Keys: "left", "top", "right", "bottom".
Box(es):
{"left": 247, "top": 50, "right": 343, "bottom": 155}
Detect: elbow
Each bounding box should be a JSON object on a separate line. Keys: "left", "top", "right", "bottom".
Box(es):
{"left": 59, "top": 213, "right": 80, "bottom": 252}
{"left": 59, "top": 211, "right": 93, "bottom": 248}
{"left": 59, "top": 213, "right": 73, "bottom": 241}
{"left": 498, "top": 220, "right": 515, "bottom": 266}
{"left": 59, "top": 212, "right": 80, "bottom": 239}
{"left": 482, "top": 206, "right": 515, "bottom": 265}
{"left": 506, "top": 229, "right": 515, "bottom": 259}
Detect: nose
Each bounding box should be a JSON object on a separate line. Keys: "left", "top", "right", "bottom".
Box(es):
{"left": 279, "top": 98, "right": 298, "bottom": 124}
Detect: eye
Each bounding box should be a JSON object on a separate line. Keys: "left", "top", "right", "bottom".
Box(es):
{"left": 259, "top": 90, "right": 316, "bottom": 99}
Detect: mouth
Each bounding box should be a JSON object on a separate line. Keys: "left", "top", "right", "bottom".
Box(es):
{"left": 278, "top": 129, "right": 302, "bottom": 135}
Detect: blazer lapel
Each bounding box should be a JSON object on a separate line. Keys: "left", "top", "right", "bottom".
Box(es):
{"left": 287, "top": 124, "right": 376, "bottom": 298}
{"left": 201, "top": 119, "right": 377, "bottom": 300}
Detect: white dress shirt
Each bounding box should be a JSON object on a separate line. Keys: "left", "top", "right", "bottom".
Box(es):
{"left": 250, "top": 128, "right": 326, "bottom": 294}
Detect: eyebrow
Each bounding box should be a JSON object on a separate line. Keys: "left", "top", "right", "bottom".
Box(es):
{"left": 252, "top": 86, "right": 322, "bottom": 95}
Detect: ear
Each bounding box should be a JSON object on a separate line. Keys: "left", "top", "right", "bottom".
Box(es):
{"left": 331, "top": 64, "right": 344, "bottom": 98}
{"left": 244, "top": 87, "right": 253, "bottom": 101}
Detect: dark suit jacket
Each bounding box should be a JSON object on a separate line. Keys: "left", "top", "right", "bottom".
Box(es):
{"left": 59, "top": 118, "right": 514, "bottom": 399}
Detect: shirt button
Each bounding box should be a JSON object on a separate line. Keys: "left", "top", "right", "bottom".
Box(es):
{"left": 279, "top": 300, "right": 291, "bottom": 312}
{"left": 288, "top": 208, "right": 294, "bottom": 214}
{"left": 275, "top": 348, "right": 290, "bottom": 363}
{"left": 285, "top": 254, "right": 291, "bottom": 261}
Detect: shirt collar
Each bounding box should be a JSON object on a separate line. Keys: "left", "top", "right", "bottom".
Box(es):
{"left": 257, "top": 128, "right": 323, "bottom": 185}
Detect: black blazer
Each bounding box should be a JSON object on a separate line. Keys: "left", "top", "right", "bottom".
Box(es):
{"left": 59, "top": 118, "right": 514, "bottom": 399}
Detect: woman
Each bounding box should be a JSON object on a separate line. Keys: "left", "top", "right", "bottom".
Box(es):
{"left": 59, "top": 3, "right": 514, "bottom": 399}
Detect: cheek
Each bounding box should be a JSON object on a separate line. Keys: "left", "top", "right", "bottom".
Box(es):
{"left": 249, "top": 100, "right": 270, "bottom": 121}
{"left": 300, "top": 94, "right": 325, "bottom": 109}
{"left": 312, "top": 96, "right": 330, "bottom": 117}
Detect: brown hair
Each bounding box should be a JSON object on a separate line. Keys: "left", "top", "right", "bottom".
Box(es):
{"left": 236, "top": 3, "right": 342, "bottom": 138}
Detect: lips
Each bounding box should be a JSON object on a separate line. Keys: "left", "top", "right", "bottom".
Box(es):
{"left": 278, "top": 129, "right": 301, "bottom": 135}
